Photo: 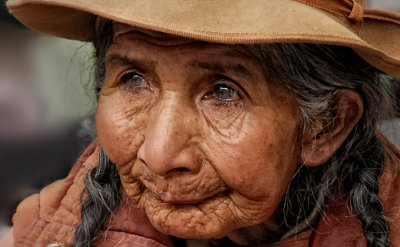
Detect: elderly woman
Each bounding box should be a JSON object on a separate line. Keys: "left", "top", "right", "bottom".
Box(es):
{"left": 2, "top": 0, "right": 400, "bottom": 246}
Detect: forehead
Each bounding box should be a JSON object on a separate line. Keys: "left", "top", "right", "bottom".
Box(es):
{"left": 113, "top": 22, "right": 196, "bottom": 46}
{"left": 109, "top": 24, "right": 265, "bottom": 76}
{"left": 107, "top": 24, "right": 265, "bottom": 78}
{"left": 112, "top": 22, "right": 258, "bottom": 55}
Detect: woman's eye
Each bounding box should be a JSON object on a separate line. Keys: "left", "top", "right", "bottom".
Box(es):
{"left": 208, "top": 84, "right": 241, "bottom": 101}
{"left": 121, "top": 72, "right": 146, "bottom": 87}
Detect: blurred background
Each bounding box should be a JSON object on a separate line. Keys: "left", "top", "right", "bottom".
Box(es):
{"left": 0, "top": 0, "right": 97, "bottom": 236}
{"left": 0, "top": 0, "right": 399, "bottom": 238}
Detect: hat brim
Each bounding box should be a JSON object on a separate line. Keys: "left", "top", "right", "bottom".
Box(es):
{"left": 7, "top": 0, "right": 400, "bottom": 78}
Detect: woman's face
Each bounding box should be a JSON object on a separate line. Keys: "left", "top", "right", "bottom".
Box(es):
{"left": 96, "top": 26, "right": 302, "bottom": 240}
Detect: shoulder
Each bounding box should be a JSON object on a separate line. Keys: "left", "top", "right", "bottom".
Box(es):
{"left": 310, "top": 134, "right": 400, "bottom": 246}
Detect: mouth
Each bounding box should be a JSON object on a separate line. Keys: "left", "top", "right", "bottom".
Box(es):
{"left": 138, "top": 179, "right": 227, "bottom": 206}
{"left": 161, "top": 192, "right": 219, "bottom": 205}
{"left": 147, "top": 187, "right": 219, "bottom": 206}
{"left": 140, "top": 188, "right": 234, "bottom": 240}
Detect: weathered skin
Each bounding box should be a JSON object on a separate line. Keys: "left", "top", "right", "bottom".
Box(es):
{"left": 95, "top": 25, "right": 363, "bottom": 245}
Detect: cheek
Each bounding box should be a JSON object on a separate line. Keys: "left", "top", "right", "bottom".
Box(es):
{"left": 206, "top": 109, "right": 301, "bottom": 201}
{"left": 200, "top": 101, "right": 246, "bottom": 135}
{"left": 96, "top": 94, "right": 147, "bottom": 166}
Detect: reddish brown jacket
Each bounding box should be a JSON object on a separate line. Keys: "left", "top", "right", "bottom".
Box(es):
{"left": 7, "top": 136, "right": 400, "bottom": 246}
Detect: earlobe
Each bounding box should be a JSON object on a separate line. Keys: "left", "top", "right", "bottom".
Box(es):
{"left": 300, "top": 89, "right": 364, "bottom": 167}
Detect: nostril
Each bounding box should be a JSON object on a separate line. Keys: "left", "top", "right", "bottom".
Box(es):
{"left": 176, "top": 167, "right": 189, "bottom": 172}
{"left": 138, "top": 140, "right": 201, "bottom": 176}
{"left": 165, "top": 167, "right": 190, "bottom": 176}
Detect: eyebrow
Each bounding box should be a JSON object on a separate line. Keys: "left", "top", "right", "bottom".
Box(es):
{"left": 188, "top": 61, "right": 252, "bottom": 78}
{"left": 106, "top": 53, "right": 253, "bottom": 79}
{"left": 105, "top": 54, "right": 155, "bottom": 70}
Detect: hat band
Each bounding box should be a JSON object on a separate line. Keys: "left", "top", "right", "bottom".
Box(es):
{"left": 296, "top": 0, "right": 364, "bottom": 26}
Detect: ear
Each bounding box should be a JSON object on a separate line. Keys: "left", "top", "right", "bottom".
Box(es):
{"left": 300, "top": 89, "right": 364, "bottom": 167}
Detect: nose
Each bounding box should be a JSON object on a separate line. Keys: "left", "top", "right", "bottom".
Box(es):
{"left": 137, "top": 94, "right": 201, "bottom": 177}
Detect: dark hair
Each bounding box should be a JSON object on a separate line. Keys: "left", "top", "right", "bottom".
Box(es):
{"left": 391, "top": 78, "right": 400, "bottom": 117}
{"left": 72, "top": 19, "right": 395, "bottom": 247}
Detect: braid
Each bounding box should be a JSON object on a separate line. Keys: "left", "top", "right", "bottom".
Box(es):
{"left": 72, "top": 149, "right": 122, "bottom": 247}
{"left": 342, "top": 120, "right": 389, "bottom": 247}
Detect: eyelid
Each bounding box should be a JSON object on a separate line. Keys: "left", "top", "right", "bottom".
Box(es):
{"left": 118, "top": 69, "right": 146, "bottom": 83}
{"left": 212, "top": 76, "right": 247, "bottom": 99}
{"left": 117, "top": 70, "right": 157, "bottom": 94}
{"left": 121, "top": 71, "right": 142, "bottom": 79}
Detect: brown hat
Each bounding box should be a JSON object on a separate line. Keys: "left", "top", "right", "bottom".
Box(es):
{"left": 6, "top": 0, "right": 400, "bottom": 77}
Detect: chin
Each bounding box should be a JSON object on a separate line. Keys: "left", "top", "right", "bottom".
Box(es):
{"left": 152, "top": 217, "right": 232, "bottom": 240}
{"left": 164, "top": 225, "right": 229, "bottom": 240}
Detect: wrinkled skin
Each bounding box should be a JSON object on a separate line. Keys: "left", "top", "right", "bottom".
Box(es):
{"left": 95, "top": 25, "right": 303, "bottom": 244}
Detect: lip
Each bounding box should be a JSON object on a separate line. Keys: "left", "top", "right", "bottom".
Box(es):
{"left": 158, "top": 191, "right": 211, "bottom": 205}
{"left": 146, "top": 189, "right": 215, "bottom": 205}
{"left": 140, "top": 180, "right": 224, "bottom": 205}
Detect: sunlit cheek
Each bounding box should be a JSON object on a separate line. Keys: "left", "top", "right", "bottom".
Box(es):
{"left": 96, "top": 89, "right": 152, "bottom": 166}
{"left": 204, "top": 115, "right": 300, "bottom": 201}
